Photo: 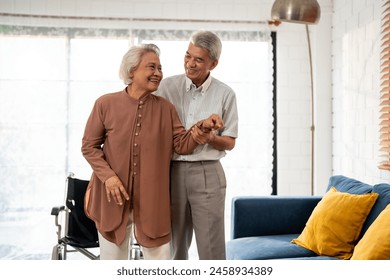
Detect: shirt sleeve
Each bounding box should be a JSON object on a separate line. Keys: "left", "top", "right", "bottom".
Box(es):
{"left": 221, "top": 89, "right": 239, "bottom": 138}
{"left": 81, "top": 99, "right": 116, "bottom": 183}
{"left": 170, "top": 103, "right": 199, "bottom": 155}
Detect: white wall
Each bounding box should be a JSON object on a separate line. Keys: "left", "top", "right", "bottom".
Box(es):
{"left": 0, "top": 0, "right": 333, "bottom": 196}
{"left": 273, "top": 0, "right": 333, "bottom": 195}
{"left": 0, "top": 0, "right": 270, "bottom": 21}
{"left": 1, "top": 0, "right": 388, "bottom": 195}
{"left": 272, "top": 0, "right": 390, "bottom": 194}
{"left": 332, "top": 0, "right": 390, "bottom": 185}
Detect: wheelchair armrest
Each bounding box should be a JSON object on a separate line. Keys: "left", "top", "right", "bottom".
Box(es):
{"left": 51, "top": 205, "right": 65, "bottom": 216}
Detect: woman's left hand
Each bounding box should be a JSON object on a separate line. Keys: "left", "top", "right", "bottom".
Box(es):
{"left": 104, "top": 175, "right": 130, "bottom": 205}
{"left": 191, "top": 126, "right": 216, "bottom": 145}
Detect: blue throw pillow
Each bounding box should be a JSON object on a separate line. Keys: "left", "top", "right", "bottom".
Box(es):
{"left": 326, "top": 175, "right": 373, "bottom": 194}
{"left": 361, "top": 183, "right": 390, "bottom": 235}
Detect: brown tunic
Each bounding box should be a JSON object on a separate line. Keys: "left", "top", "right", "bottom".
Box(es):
{"left": 82, "top": 89, "right": 198, "bottom": 247}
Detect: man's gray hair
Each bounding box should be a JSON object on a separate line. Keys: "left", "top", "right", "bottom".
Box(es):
{"left": 190, "top": 30, "right": 222, "bottom": 61}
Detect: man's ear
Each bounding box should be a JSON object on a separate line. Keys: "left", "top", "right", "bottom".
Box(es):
{"left": 209, "top": 59, "right": 219, "bottom": 71}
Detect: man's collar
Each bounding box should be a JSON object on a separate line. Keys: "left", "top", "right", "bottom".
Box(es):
{"left": 185, "top": 75, "right": 212, "bottom": 95}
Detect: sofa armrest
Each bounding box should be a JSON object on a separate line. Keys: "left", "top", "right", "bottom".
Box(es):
{"left": 230, "top": 196, "right": 322, "bottom": 239}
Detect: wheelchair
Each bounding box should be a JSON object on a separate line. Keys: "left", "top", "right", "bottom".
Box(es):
{"left": 51, "top": 173, "right": 142, "bottom": 260}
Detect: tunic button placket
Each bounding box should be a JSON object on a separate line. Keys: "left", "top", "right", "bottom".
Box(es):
{"left": 132, "top": 100, "right": 143, "bottom": 178}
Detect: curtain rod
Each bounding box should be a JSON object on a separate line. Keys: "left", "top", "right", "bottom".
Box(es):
{"left": 0, "top": 12, "right": 268, "bottom": 25}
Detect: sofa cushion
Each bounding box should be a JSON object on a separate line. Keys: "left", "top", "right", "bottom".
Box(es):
{"left": 351, "top": 204, "right": 390, "bottom": 260}
{"left": 292, "top": 187, "right": 378, "bottom": 259}
{"left": 284, "top": 256, "right": 339, "bottom": 260}
{"left": 226, "top": 234, "right": 317, "bottom": 260}
{"left": 361, "top": 183, "right": 390, "bottom": 234}
{"left": 327, "top": 175, "right": 373, "bottom": 194}
{"left": 230, "top": 196, "right": 322, "bottom": 239}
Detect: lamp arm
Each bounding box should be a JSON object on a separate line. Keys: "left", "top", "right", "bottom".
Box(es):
{"left": 306, "top": 24, "right": 315, "bottom": 196}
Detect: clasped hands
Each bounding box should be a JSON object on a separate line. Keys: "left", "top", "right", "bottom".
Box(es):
{"left": 191, "top": 114, "right": 224, "bottom": 145}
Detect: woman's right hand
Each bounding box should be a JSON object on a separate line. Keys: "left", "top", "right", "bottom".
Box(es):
{"left": 104, "top": 176, "right": 130, "bottom": 205}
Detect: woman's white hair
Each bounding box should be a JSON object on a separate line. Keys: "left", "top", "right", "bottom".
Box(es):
{"left": 119, "top": 43, "right": 160, "bottom": 85}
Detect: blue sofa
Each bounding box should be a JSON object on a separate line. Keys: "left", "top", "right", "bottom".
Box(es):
{"left": 226, "top": 175, "right": 390, "bottom": 260}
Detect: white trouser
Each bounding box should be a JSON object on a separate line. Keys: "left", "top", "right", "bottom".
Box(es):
{"left": 98, "top": 212, "right": 170, "bottom": 260}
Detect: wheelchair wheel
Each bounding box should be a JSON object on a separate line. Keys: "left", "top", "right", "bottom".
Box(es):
{"left": 51, "top": 244, "right": 64, "bottom": 260}
{"left": 130, "top": 247, "right": 143, "bottom": 260}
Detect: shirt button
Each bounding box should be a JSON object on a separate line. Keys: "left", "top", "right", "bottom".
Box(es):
{"left": 139, "top": 101, "right": 144, "bottom": 105}
{"left": 135, "top": 132, "right": 139, "bottom": 136}
{"left": 134, "top": 143, "right": 138, "bottom": 147}
{"left": 138, "top": 114, "right": 142, "bottom": 118}
{"left": 133, "top": 171, "right": 137, "bottom": 175}
{"left": 137, "top": 123, "right": 141, "bottom": 127}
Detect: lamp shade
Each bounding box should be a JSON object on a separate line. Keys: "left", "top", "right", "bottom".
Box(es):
{"left": 271, "top": 0, "right": 321, "bottom": 24}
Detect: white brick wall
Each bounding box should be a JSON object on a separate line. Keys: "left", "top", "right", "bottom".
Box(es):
{"left": 0, "top": 0, "right": 273, "bottom": 22}
{"left": 1, "top": 0, "right": 388, "bottom": 194}
{"left": 0, "top": 0, "right": 332, "bottom": 195}
{"left": 275, "top": 0, "right": 333, "bottom": 195}
{"left": 332, "top": 0, "right": 390, "bottom": 185}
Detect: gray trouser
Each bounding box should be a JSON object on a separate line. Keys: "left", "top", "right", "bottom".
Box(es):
{"left": 170, "top": 160, "right": 226, "bottom": 260}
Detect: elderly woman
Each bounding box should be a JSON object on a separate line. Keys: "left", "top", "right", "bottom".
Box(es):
{"left": 81, "top": 44, "right": 222, "bottom": 260}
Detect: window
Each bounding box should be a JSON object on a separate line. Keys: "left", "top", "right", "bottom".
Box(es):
{"left": 0, "top": 25, "right": 273, "bottom": 259}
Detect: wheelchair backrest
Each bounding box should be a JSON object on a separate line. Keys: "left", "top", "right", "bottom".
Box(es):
{"left": 66, "top": 177, "right": 98, "bottom": 245}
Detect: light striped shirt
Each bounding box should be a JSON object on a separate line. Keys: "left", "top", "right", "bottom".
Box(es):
{"left": 155, "top": 74, "right": 238, "bottom": 161}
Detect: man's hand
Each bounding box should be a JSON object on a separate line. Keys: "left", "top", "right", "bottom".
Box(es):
{"left": 198, "top": 114, "right": 224, "bottom": 132}
{"left": 105, "top": 175, "right": 130, "bottom": 205}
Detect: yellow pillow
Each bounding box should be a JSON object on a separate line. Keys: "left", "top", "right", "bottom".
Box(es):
{"left": 351, "top": 204, "right": 390, "bottom": 260}
{"left": 292, "top": 187, "right": 378, "bottom": 259}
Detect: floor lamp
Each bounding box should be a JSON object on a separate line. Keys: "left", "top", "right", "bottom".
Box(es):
{"left": 271, "top": 0, "right": 321, "bottom": 195}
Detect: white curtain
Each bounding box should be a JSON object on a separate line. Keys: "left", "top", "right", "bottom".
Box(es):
{"left": 0, "top": 22, "right": 273, "bottom": 259}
